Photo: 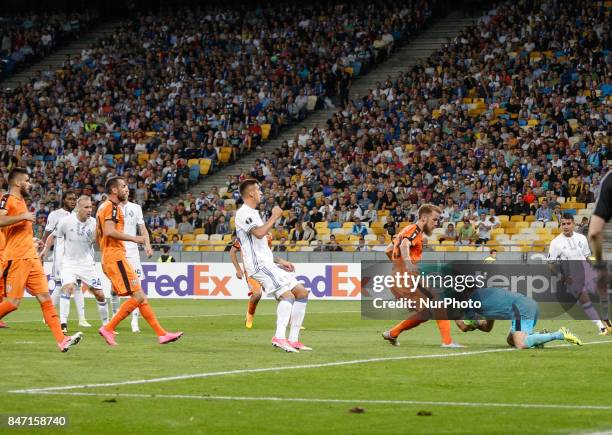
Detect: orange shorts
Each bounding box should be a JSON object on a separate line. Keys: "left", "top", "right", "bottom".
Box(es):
{"left": 102, "top": 257, "right": 142, "bottom": 297}
{"left": 3, "top": 258, "right": 49, "bottom": 299}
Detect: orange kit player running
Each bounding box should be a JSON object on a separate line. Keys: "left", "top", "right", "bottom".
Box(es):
{"left": 230, "top": 233, "right": 273, "bottom": 328}
{"left": 0, "top": 168, "right": 82, "bottom": 351}
{"left": 97, "top": 176, "right": 183, "bottom": 346}
{"left": 382, "top": 204, "right": 463, "bottom": 348}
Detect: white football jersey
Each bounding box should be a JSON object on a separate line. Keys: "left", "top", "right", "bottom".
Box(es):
{"left": 45, "top": 208, "right": 71, "bottom": 265}
{"left": 547, "top": 232, "right": 591, "bottom": 261}
{"left": 235, "top": 204, "right": 274, "bottom": 275}
{"left": 54, "top": 214, "right": 97, "bottom": 263}
{"left": 121, "top": 201, "right": 144, "bottom": 258}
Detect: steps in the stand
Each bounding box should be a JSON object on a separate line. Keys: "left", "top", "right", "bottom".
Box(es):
{"left": 185, "top": 12, "right": 477, "bottom": 198}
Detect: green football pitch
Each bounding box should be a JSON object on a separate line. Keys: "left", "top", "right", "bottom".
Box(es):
{"left": 1, "top": 299, "right": 611, "bottom": 434}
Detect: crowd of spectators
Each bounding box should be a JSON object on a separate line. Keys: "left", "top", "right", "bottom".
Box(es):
{"left": 0, "top": 11, "right": 98, "bottom": 80}
{"left": 0, "top": 0, "right": 435, "bottom": 231}
{"left": 146, "top": 0, "right": 610, "bottom": 251}
{"left": 2, "top": 0, "right": 609, "bottom": 253}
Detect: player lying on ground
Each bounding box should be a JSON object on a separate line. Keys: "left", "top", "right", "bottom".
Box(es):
{"left": 454, "top": 287, "right": 582, "bottom": 349}
{"left": 236, "top": 179, "right": 310, "bottom": 352}
{"left": 382, "top": 204, "right": 462, "bottom": 348}
{"left": 548, "top": 214, "right": 611, "bottom": 335}
{"left": 0, "top": 168, "right": 82, "bottom": 351}
{"left": 40, "top": 196, "right": 109, "bottom": 334}
{"left": 96, "top": 176, "right": 182, "bottom": 346}
{"left": 42, "top": 190, "right": 91, "bottom": 327}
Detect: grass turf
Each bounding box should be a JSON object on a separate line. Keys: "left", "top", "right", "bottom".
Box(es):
{"left": 1, "top": 299, "right": 611, "bottom": 434}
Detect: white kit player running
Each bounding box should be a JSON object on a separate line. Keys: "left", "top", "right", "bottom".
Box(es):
{"left": 548, "top": 213, "right": 609, "bottom": 335}
{"left": 235, "top": 179, "right": 311, "bottom": 352}
{"left": 41, "top": 190, "right": 90, "bottom": 327}
{"left": 111, "top": 196, "right": 153, "bottom": 333}
{"left": 40, "top": 196, "right": 108, "bottom": 332}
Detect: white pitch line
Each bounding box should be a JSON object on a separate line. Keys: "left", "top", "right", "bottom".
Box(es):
{"left": 4, "top": 310, "right": 361, "bottom": 324}
{"left": 14, "top": 391, "right": 612, "bottom": 412}
{"left": 9, "top": 340, "right": 612, "bottom": 395}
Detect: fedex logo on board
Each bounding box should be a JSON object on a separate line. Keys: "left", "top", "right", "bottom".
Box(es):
{"left": 297, "top": 265, "right": 361, "bottom": 298}
{"left": 141, "top": 264, "right": 231, "bottom": 297}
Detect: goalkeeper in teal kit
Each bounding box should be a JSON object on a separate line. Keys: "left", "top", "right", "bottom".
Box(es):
{"left": 456, "top": 287, "right": 582, "bottom": 349}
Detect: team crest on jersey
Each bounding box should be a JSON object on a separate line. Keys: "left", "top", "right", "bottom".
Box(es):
{"left": 128, "top": 210, "right": 134, "bottom": 217}
{"left": 246, "top": 217, "right": 253, "bottom": 224}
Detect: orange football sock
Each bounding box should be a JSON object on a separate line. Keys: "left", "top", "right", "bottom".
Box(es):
{"left": 105, "top": 298, "right": 139, "bottom": 332}
{"left": 247, "top": 300, "right": 258, "bottom": 316}
{"left": 41, "top": 299, "right": 65, "bottom": 342}
{"left": 390, "top": 316, "right": 426, "bottom": 338}
{"left": 139, "top": 302, "right": 166, "bottom": 337}
{"left": 436, "top": 319, "right": 452, "bottom": 345}
{"left": 0, "top": 300, "right": 18, "bottom": 320}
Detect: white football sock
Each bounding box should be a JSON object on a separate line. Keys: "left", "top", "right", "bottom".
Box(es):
{"left": 131, "top": 308, "right": 140, "bottom": 329}
{"left": 288, "top": 298, "right": 308, "bottom": 342}
{"left": 97, "top": 299, "right": 109, "bottom": 325}
{"left": 111, "top": 293, "right": 120, "bottom": 316}
{"left": 60, "top": 294, "right": 71, "bottom": 324}
{"left": 275, "top": 299, "right": 293, "bottom": 340}
{"left": 74, "top": 289, "right": 86, "bottom": 320}
{"left": 51, "top": 285, "right": 61, "bottom": 307}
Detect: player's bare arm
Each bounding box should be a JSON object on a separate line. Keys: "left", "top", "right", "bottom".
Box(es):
{"left": 139, "top": 223, "right": 154, "bottom": 257}
{"left": 0, "top": 209, "right": 35, "bottom": 227}
{"left": 274, "top": 256, "right": 295, "bottom": 272}
{"left": 250, "top": 206, "right": 283, "bottom": 239}
{"left": 39, "top": 233, "right": 55, "bottom": 258}
{"left": 103, "top": 219, "right": 145, "bottom": 244}
{"left": 588, "top": 214, "right": 605, "bottom": 264}
{"left": 229, "top": 245, "right": 244, "bottom": 279}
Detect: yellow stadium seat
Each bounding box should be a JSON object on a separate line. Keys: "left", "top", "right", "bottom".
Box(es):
{"left": 193, "top": 228, "right": 204, "bottom": 235}
{"left": 514, "top": 222, "right": 529, "bottom": 229}
{"left": 510, "top": 215, "right": 524, "bottom": 222}
{"left": 497, "top": 215, "right": 510, "bottom": 223}
{"left": 261, "top": 124, "right": 271, "bottom": 140}
{"left": 500, "top": 221, "right": 516, "bottom": 229}
{"left": 199, "top": 158, "right": 212, "bottom": 175}
{"left": 525, "top": 215, "right": 536, "bottom": 222}
{"left": 218, "top": 147, "right": 233, "bottom": 164}
{"left": 137, "top": 153, "right": 150, "bottom": 165}
{"left": 342, "top": 222, "right": 355, "bottom": 229}
{"left": 504, "top": 227, "right": 519, "bottom": 235}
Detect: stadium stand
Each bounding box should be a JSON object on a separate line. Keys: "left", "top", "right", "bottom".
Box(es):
{"left": 0, "top": 11, "right": 98, "bottom": 80}
{"left": 1, "top": 0, "right": 609, "bottom": 254}
{"left": 151, "top": 0, "right": 610, "bottom": 253}
{"left": 0, "top": 0, "right": 436, "bottom": 224}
